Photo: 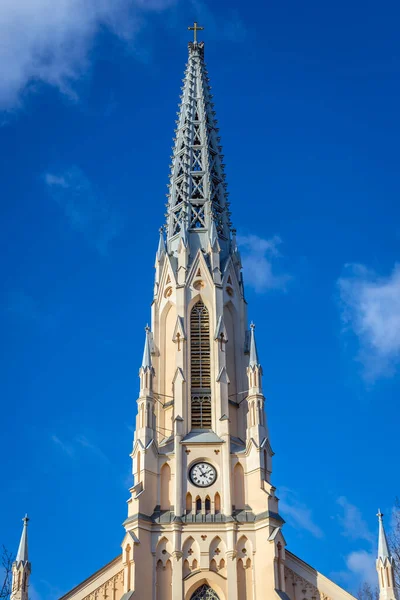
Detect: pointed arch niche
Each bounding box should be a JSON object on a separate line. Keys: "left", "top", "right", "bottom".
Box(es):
{"left": 160, "top": 463, "right": 172, "bottom": 510}
{"left": 161, "top": 303, "right": 176, "bottom": 439}
{"left": 190, "top": 300, "right": 211, "bottom": 429}
{"left": 156, "top": 559, "right": 172, "bottom": 600}
{"left": 233, "top": 463, "right": 245, "bottom": 510}
{"left": 136, "top": 451, "right": 141, "bottom": 484}
{"left": 236, "top": 537, "right": 253, "bottom": 600}
{"left": 224, "top": 303, "right": 238, "bottom": 437}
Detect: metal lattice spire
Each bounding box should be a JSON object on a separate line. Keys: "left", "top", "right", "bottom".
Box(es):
{"left": 166, "top": 39, "right": 231, "bottom": 260}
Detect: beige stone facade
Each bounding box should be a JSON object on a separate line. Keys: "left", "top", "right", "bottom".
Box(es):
{"left": 55, "top": 38, "right": 359, "bottom": 600}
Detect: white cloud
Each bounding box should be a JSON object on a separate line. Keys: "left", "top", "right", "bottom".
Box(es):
{"left": 346, "top": 550, "right": 377, "bottom": 586}
{"left": 279, "top": 488, "right": 324, "bottom": 539}
{"left": 337, "top": 496, "right": 374, "bottom": 544}
{"left": 51, "top": 435, "right": 75, "bottom": 458}
{"left": 238, "top": 234, "right": 291, "bottom": 294}
{"left": 338, "top": 263, "right": 400, "bottom": 380}
{"left": 0, "top": 0, "right": 176, "bottom": 110}
{"left": 332, "top": 497, "right": 379, "bottom": 593}
{"left": 51, "top": 434, "right": 109, "bottom": 463}
{"left": 45, "top": 166, "right": 122, "bottom": 255}
{"left": 75, "top": 435, "right": 110, "bottom": 464}
{"left": 332, "top": 549, "right": 377, "bottom": 591}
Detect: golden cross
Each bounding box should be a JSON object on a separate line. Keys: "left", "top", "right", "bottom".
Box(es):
{"left": 188, "top": 21, "right": 204, "bottom": 43}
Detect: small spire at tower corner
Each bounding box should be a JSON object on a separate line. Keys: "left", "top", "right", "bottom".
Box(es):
{"left": 16, "top": 514, "right": 29, "bottom": 564}
{"left": 377, "top": 509, "right": 391, "bottom": 561}
{"left": 249, "top": 322, "right": 261, "bottom": 368}
{"left": 141, "top": 325, "right": 153, "bottom": 370}
{"left": 209, "top": 217, "right": 219, "bottom": 249}
{"left": 156, "top": 227, "right": 166, "bottom": 262}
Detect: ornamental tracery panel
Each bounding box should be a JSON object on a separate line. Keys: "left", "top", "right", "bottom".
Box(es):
{"left": 190, "top": 585, "right": 220, "bottom": 600}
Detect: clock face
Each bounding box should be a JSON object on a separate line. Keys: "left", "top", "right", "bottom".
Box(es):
{"left": 189, "top": 462, "right": 217, "bottom": 487}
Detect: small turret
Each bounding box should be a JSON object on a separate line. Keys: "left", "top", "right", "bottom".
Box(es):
{"left": 247, "top": 322, "right": 262, "bottom": 391}
{"left": 249, "top": 322, "right": 261, "bottom": 369}
{"left": 376, "top": 510, "right": 398, "bottom": 600}
{"left": 11, "top": 516, "right": 31, "bottom": 600}
{"left": 136, "top": 326, "right": 156, "bottom": 445}
{"left": 156, "top": 227, "right": 166, "bottom": 263}
{"left": 246, "top": 323, "right": 267, "bottom": 444}
{"left": 154, "top": 227, "right": 167, "bottom": 296}
{"left": 141, "top": 325, "right": 153, "bottom": 373}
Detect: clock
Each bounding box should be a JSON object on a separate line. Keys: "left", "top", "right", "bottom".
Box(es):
{"left": 189, "top": 462, "right": 217, "bottom": 487}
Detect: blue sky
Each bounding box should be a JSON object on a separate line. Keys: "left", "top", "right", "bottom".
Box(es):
{"left": 1, "top": 0, "right": 399, "bottom": 597}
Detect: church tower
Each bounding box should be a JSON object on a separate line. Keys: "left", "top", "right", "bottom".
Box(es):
{"left": 10, "top": 516, "right": 31, "bottom": 600}
{"left": 121, "top": 32, "right": 284, "bottom": 600}
{"left": 56, "top": 28, "right": 362, "bottom": 600}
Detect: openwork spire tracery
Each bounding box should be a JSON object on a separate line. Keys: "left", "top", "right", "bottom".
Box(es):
{"left": 166, "top": 42, "right": 231, "bottom": 254}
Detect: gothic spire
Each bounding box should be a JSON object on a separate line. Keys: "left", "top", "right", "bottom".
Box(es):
{"left": 377, "top": 510, "right": 391, "bottom": 561}
{"left": 11, "top": 515, "right": 31, "bottom": 600}
{"left": 156, "top": 227, "right": 166, "bottom": 262}
{"left": 249, "top": 322, "right": 261, "bottom": 368}
{"left": 166, "top": 40, "right": 231, "bottom": 262}
{"left": 141, "top": 326, "right": 152, "bottom": 370}
{"left": 376, "top": 510, "right": 398, "bottom": 600}
{"left": 16, "top": 515, "right": 29, "bottom": 565}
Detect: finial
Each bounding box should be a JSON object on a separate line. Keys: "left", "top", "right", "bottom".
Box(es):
{"left": 145, "top": 324, "right": 150, "bottom": 333}
{"left": 250, "top": 321, "right": 255, "bottom": 330}
{"left": 188, "top": 21, "right": 204, "bottom": 43}
{"left": 377, "top": 509, "right": 384, "bottom": 520}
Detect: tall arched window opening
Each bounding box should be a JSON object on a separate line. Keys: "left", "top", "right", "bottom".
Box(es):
{"left": 190, "top": 300, "right": 211, "bottom": 429}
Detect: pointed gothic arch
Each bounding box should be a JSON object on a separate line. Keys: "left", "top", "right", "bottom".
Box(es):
{"left": 190, "top": 585, "right": 220, "bottom": 600}
{"left": 195, "top": 496, "right": 202, "bottom": 514}
{"left": 183, "top": 559, "right": 191, "bottom": 578}
{"left": 214, "top": 492, "right": 221, "bottom": 514}
{"left": 190, "top": 299, "right": 211, "bottom": 429}
{"left": 156, "top": 559, "right": 172, "bottom": 600}
{"left": 233, "top": 463, "right": 245, "bottom": 510}
{"left": 186, "top": 492, "right": 192, "bottom": 513}
{"left": 160, "top": 463, "right": 171, "bottom": 510}
{"left": 237, "top": 559, "right": 246, "bottom": 600}
{"left": 136, "top": 451, "right": 141, "bottom": 484}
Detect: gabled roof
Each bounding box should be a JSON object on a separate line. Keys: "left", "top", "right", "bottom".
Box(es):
{"left": 181, "top": 430, "right": 224, "bottom": 444}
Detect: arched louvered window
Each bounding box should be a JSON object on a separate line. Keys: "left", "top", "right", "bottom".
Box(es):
{"left": 190, "top": 300, "right": 211, "bottom": 429}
